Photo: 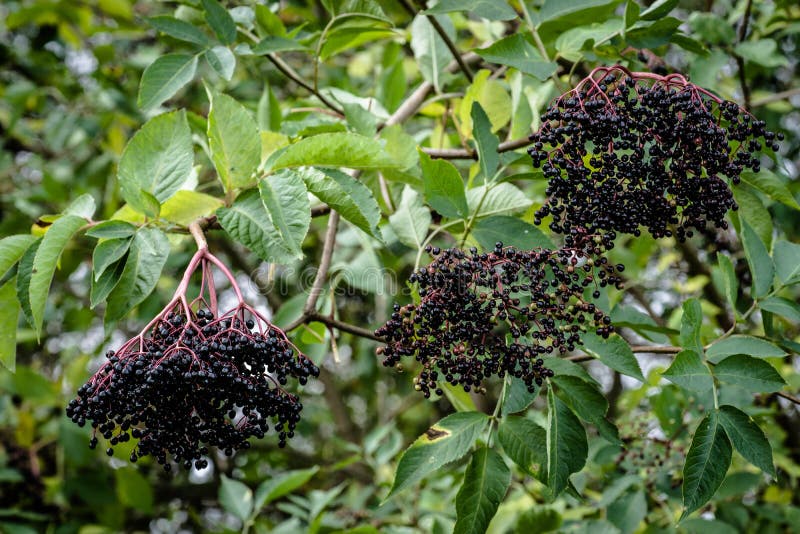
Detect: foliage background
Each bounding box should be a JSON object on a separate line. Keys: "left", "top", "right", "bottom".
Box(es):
{"left": 1, "top": 0, "right": 799, "bottom": 532}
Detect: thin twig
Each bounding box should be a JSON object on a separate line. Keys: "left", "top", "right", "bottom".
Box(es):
{"left": 421, "top": 136, "right": 532, "bottom": 159}
{"left": 265, "top": 53, "right": 344, "bottom": 115}
{"left": 777, "top": 391, "right": 800, "bottom": 406}
{"left": 751, "top": 87, "right": 800, "bottom": 107}
{"left": 567, "top": 344, "right": 681, "bottom": 363}
{"left": 306, "top": 312, "right": 383, "bottom": 342}
{"left": 303, "top": 211, "right": 340, "bottom": 315}
{"left": 734, "top": 0, "right": 753, "bottom": 109}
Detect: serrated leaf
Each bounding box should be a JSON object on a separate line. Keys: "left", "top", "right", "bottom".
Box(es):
{"left": 138, "top": 54, "right": 198, "bottom": 110}
{"left": 386, "top": 411, "right": 489, "bottom": 499}
{"left": 717, "top": 253, "right": 738, "bottom": 310}
{"left": 205, "top": 46, "right": 236, "bottom": 81}
{"left": 581, "top": 332, "right": 644, "bottom": 381}
{"left": 501, "top": 377, "right": 539, "bottom": 416}
{"left": 419, "top": 151, "right": 468, "bottom": 219}
{"left": 0, "top": 280, "right": 19, "bottom": 372}
{"left": 466, "top": 183, "right": 532, "bottom": 218}
{"left": 553, "top": 375, "right": 620, "bottom": 444}
{"left": 662, "top": 350, "right": 713, "bottom": 393}
{"left": 118, "top": 110, "right": 193, "bottom": 215}
{"left": 476, "top": 34, "right": 558, "bottom": 81}
{"left": 741, "top": 219, "right": 774, "bottom": 298}
{"left": 267, "top": 132, "right": 401, "bottom": 172}
{"left": 717, "top": 405, "right": 775, "bottom": 477}
{"left": 160, "top": 190, "right": 225, "bottom": 226}
{"left": 86, "top": 221, "right": 137, "bottom": 240}
{"left": 679, "top": 298, "right": 703, "bottom": 354}
{"left": 759, "top": 296, "right": 800, "bottom": 322}
{"left": 471, "top": 102, "right": 500, "bottom": 181}
{"left": 389, "top": 187, "right": 431, "bottom": 249}
{"left": 732, "top": 185, "right": 772, "bottom": 248}
{"left": 773, "top": 240, "right": 800, "bottom": 285}
{"left": 91, "top": 256, "right": 126, "bottom": 309}
{"left": 252, "top": 36, "right": 308, "bottom": 54}
{"left": 301, "top": 168, "right": 381, "bottom": 238}
{"left": 258, "top": 170, "right": 310, "bottom": 259}
{"left": 546, "top": 388, "right": 587, "bottom": 496}
{"left": 682, "top": 412, "right": 731, "bottom": 518}
{"left": 713, "top": 354, "right": 786, "bottom": 393}
{"left": 208, "top": 92, "right": 261, "bottom": 192}
{"left": 15, "top": 239, "right": 40, "bottom": 329}
{"left": 219, "top": 475, "right": 253, "bottom": 521}
{"left": 740, "top": 170, "right": 799, "bottom": 210}
{"left": 217, "top": 189, "right": 297, "bottom": 264}
{"left": 705, "top": 335, "right": 786, "bottom": 363}
{"left": 0, "top": 235, "right": 38, "bottom": 280}
{"left": 497, "top": 416, "right": 547, "bottom": 478}
{"left": 472, "top": 216, "right": 554, "bottom": 251}
{"left": 409, "top": 14, "right": 453, "bottom": 93}
{"left": 202, "top": 0, "right": 237, "bottom": 44}
{"left": 147, "top": 16, "right": 210, "bottom": 46}
{"left": 104, "top": 228, "right": 170, "bottom": 325}
{"left": 424, "top": 0, "right": 516, "bottom": 20}
{"left": 254, "top": 467, "right": 318, "bottom": 510}
{"left": 92, "top": 237, "right": 132, "bottom": 281}
{"left": 454, "top": 447, "right": 511, "bottom": 534}
{"left": 29, "top": 214, "right": 86, "bottom": 337}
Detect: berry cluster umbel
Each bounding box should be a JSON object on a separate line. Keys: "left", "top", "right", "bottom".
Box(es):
{"left": 529, "top": 65, "right": 782, "bottom": 249}
{"left": 67, "top": 249, "right": 318, "bottom": 471}
{"left": 376, "top": 243, "right": 621, "bottom": 397}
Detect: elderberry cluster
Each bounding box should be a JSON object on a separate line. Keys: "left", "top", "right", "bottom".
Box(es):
{"left": 529, "top": 66, "right": 782, "bottom": 249}
{"left": 376, "top": 243, "right": 621, "bottom": 397}
{"left": 67, "top": 307, "right": 319, "bottom": 470}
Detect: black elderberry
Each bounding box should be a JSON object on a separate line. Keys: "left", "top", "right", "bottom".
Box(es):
{"left": 67, "top": 248, "right": 318, "bottom": 470}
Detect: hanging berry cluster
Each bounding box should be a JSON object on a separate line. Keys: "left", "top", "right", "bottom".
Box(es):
{"left": 376, "top": 243, "right": 622, "bottom": 397}
{"left": 67, "top": 246, "right": 319, "bottom": 471}
{"left": 529, "top": 65, "right": 782, "bottom": 250}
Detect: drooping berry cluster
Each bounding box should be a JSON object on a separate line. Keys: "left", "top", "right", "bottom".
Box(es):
{"left": 529, "top": 65, "right": 782, "bottom": 249}
{"left": 376, "top": 243, "right": 621, "bottom": 397}
{"left": 67, "top": 249, "right": 318, "bottom": 470}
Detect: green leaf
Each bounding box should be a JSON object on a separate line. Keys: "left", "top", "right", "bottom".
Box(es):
{"left": 773, "top": 240, "right": 800, "bottom": 285}
{"left": 252, "top": 36, "right": 308, "bottom": 54}
{"left": 258, "top": 170, "right": 310, "bottom": 259}
{"left": 85, "top": 221, "right": 137, "bottom": 240}
{"left": 424, "top": 0, "right": 517, "bottom": 21}
{"left": 640, "top": 0, "right": 678, "bottom": 20}
{"left": 759, "top": 296, "right": 800, "bottom": 322}
{"left": 386, "top": 411, "right": 489, "bottom": 499}
{"left": 219, "top": 474, "right": 254, "bottom": 522}
{"left": 555, "top": 20, "right": 623, "bottom": 62}
{"left": 501, "top": 377, "right": 539, "bottom": 416}
{"left": 717, "top": 405, "right": 775, "bottom": 478}
{"left": 476, "top": 34, "right": 558, "bottom": 81}
{"left": 626, "top": 17, "right": 682, "bottom": 49}
{"left": 0, "top": 235, "right": 37, "bottom": 280}
{"left": 160, "top": 190, "right": 225, "bottom": 226}
{"left": 538, "top": 0, "right": 620, "bottom": 25}
{"left": 254, "top": 467, "right": 319, "bottom": 510}
{"left": 608, "top": 489, "right": 646, "bottom": 534}
{"left": 581, "top": 333, "right": 644, "bottom": 382}
{"left": 513, "top": 507, "right": 563, "bottom": 534}
{"left": 419, "top": 151, "right": 468, "bottom": 219}
{"left": 662, "top": 350, "right": 713, "bottom": 393}
{"left": 300, "top": 167, "right": 381, "bottom": 238}
{"left": 104, "top": 228, "right": 170, "bottom": 325}
{"left": 679, "top": 298, "right": 703, "bottom": 354}
{"left": 92, "top": 237, "right": 132, "bottom": 281}
{"left": 713, "top": 354, "right": 786, "bottom": 393}
{"left": 217, "top": 189, "right": 297, "bottom": 264}
{"left": 115, "top": 468, "right": 154, "bottom": 514}
{"left": 15, "top": 239, "right": 41, "bottom": 329}
{"left": 202, "top": 0, "right": 237, "bottom": 44}
{"left": 705, "top": 335, "right": 786, "bottom": 363}
{"left": 553, "top": 375, "right": 620, "bottom": 445}
{"left": 453, "top": 447, "right": 511, "bottom": 534}
{"left": 472, "top": 216, "right": 554, "bottom": 251}
{"left": 147, "top": 16, "right": 210, "bottom": 46}
{"left": 466, "top": 183, "right": 532, "bottom": 218}
{"left": 254, "top": 4, "right": 286, "bottom": 37}
{"left": 442, "top": 383, "right": 478, "bottom": 412}
{"left": 138, "top": 54, "right": 198, "bottom": 110}
{"left": 0, "top": 280, "right": 19, "bottom": 372}
{"left": 734, "top": 39, "right": 788, "bottom": 68}
{"left": 389, "top": 186, "right": 431, "bottom": 249}
{"left": 681, "top": 412, "right": 732, "bottom": 518}
{"left": 546, "top": 388, "right": 587, "bottom": 496}
{"left": 471, "top": 102, "right": 500, "bottom": 181}
{"left": 623, "top": 0, "right": 640, "bottom": 28}
{"left": 91, "top": 256, "right": 126, "bottom": 309}
{"left": 740, "top": 170, "right": 799, "bottom": 210}
{"left": 740, "top": 219, "right": 774, "bottom": 298}
{"left": 29, "top": 214, "right": 86, "bottom": 337}
{"left": 732, "top": 184, "right": 772, "bottom": 248}
{"left": 717, "top": 253, "right": 738, "bottom": 310}
{"left": 409, "top": 14, "right": 453, "bottom": 92}
{"left": 267, "top": 132, "right": 401, "bottom": 172}
{"left": 497, "top": 416, "right": 547, "bottom": 478}
{"left": 118, "top": 110, "right": 193, "bottom": 215}
{"left": 207, "top": 92, "right": 261, "bottom": 193}
{"left": 205, "top": 46, "right": 236, "bottom": 81}
{"left": 64, "top": 194, "right": 97, "bottom": 219}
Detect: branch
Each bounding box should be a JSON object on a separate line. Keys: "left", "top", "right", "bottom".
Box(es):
{"left": 734, "top": 0, "right": 753, "bottom": 109}
{"left": 752, "top": 87, "right": 800, "bottom": 107}
{"left": 421, "top": 136, "right": 532, "bottom": 159}
{"left": 777, "top": 391, "right": 800, "bottom": 406}
{"left": 306, "top": 312, "right": 383, "bottom": 342}
{"left": 567, "top": 344, "right": 680, "bottom": 363}
{"left": 265, "top": 53, "right": 344, "bottom": 115}
{"left": 303, "top": 211, "right": 339, "bottom": 315}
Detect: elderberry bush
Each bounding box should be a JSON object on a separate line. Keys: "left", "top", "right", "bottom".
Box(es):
{"left": 376, "top": 243, "right": 621, "bottom": 397}
{"left": 66, "top": 250, "right": 319, "bottom": 470}
{"left": 529, "top": 65, "right": 782, "bottom": 249}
